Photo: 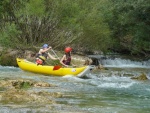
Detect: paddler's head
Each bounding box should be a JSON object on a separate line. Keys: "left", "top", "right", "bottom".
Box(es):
{"left": 65, "top": 47, "right": 72, "bottom": 53}
{"left": 42, "top": 44, "right": 49, "bottom": 49}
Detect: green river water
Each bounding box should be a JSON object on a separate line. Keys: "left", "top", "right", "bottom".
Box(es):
{"left": 0, "top": 58, "right": 150, "bottom": 113}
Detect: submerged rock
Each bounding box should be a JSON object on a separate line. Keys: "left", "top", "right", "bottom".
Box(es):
{"left": 0, "top": 79, "right": 55, "bottom": 89}
{"left": 0, "top": 89, "right": 60, "bottom": 104}
{"left": 33, "top": 81, "right": 56, "bottom": 87}
{"left": 0, "top": 78, "right": 62, "bottom": 105}
{"left": 131, "top": 73, "right": 148, "bottom": 80}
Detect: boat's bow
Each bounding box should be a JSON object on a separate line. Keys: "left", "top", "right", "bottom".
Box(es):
{"left": 77, "top": 65, "right": 95, "bottom": 77}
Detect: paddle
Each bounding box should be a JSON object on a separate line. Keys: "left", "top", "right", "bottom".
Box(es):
{"left": 53, "top": 65, "right": 61, "bottom": 70}
{"left": 51, "top": 49, "right": 62, "bottom": 70}
{"left": 51, "top": 49, "right": 60, "bottom": 60}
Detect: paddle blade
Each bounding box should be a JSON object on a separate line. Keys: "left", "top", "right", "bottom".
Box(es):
{"left": 53, "top": 65, "right": 61, "bottom": 70}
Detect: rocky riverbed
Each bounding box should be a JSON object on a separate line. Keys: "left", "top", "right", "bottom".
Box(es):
{"left": 0, "top": 78, "right": 63, "bottom": 106}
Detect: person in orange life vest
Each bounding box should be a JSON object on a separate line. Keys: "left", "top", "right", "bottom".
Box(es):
{"left": 60, "top": 47, "right": 76, "bottom": 67}
{"left": 36, "top": 44, "right": 59, "bottom": 65}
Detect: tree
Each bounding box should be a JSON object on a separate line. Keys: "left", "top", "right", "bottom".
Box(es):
{"left": 105, "top": 0, "right": 150, "bottom": 56}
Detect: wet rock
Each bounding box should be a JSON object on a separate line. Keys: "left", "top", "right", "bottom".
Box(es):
{"left": 84, "top": 57, "right": 106, "bottom": 71}
{"left": 0, "top": 80, "right": 15, "bottom": 88}
{"left": 0, "top": 79, "right": 56, "bottom": 89}
{"left": 95, "top": 64, "right": 105, "bottom": 70}
{"left": 84, "top": 58, "right": 93, "bottom": 65}
{"left": 131, "top": 73, "right": 148, "bottom": 80}
{"left": 33, "top": 81, "right": 56, "bottom": 87}
{"left": 0, "top": 89, "right": 56, "bottom": 104}
{"left": 0, "top": 87, "right": 7, "bottom": 91}
{"left": 11, "top": 79, "right": 33, "bottom": 89}
{"left": 0, "top": 79, "right": 62, "bottom": 105}
{"left": 36, "top": 91, "right": 62, "bottom": 98}
{"left": 123, "top": 74, "right": 134, "bottom": 77}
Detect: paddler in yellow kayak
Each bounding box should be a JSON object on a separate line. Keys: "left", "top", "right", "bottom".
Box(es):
{"left": 60, "top": 47, "right": 76, "bottom": 67}
{"left": 36, "top": 44, "right": 59, "bottom": 65}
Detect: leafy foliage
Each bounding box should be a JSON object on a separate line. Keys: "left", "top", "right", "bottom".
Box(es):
{"left": 105, "top": 0, "right": 150, "bottom": 56}
{"left": 0, "top": 0, "right": 149, "bottom": 57}
{"left": 0, "top": 23, "right": 22, "bottom": 48}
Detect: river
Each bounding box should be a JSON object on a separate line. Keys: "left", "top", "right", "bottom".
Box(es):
{"left": 0, "top": 57, "right": 150, "bottom": 113}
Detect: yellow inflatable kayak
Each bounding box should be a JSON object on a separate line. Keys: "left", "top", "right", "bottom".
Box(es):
{"left": 16, "top": 58, "right": 94, "bottom": 77}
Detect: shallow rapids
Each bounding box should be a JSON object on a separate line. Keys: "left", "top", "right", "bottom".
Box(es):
{"left": 0, "top": 64, "right": 150, "bottom": 113}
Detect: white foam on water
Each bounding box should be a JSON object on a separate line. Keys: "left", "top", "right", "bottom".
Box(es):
{"left": 89, "top": 76, "right": 136, "bottom": 89}
{"left": 101, "top": 58, "right": 150, "bottom": 68}
{"left": 145, "top": 88, "right": 150, "bottom": 92}
{"left": 63, "top": 74, "right": 74, "bottom": 78}
{"left": 0, "top": 65, "right": 18, "bottom": 69}
{"left": 98, "top": 82, "right": 134, "bottom": 89}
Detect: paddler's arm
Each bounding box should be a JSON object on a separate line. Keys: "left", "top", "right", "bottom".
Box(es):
{"left": 39, "top": 46, "right": 52, "bottom": 54}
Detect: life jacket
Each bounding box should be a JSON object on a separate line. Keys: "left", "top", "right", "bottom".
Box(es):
{"left": 36, "top": 59, "right": 43, "bottom": 65}
{"left": 63, "top": 55, "right": 71, "bottom": 65}
{"left": 36, "top": 52, "right": 48, "bottom": 65}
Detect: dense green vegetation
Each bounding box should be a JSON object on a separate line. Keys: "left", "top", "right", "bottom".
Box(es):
{"left": 0, "top": 0, "right": 149, "bottom": 57}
